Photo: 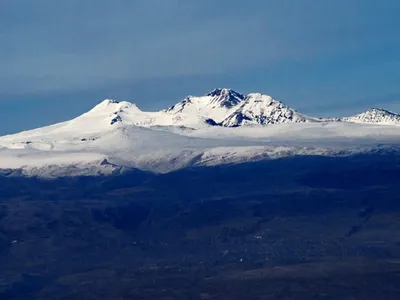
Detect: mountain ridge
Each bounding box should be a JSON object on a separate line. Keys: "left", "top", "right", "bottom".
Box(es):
{"left": 72, "top": 88, "right": 400, "bottom": 129}
{"left": 0, "top": 88, "right": 399, "bottom": 178}
{"left": 342, "top": 108, "right": 400, "bottom": 125}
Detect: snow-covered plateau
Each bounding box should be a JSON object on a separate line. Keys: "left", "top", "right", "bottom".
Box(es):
{"left": 0, "top": 89, "right": 399, "bottom": 177}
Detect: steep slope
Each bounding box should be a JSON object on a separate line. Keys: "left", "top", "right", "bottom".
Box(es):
{"left": 221, "top": 93, "right": 316, "bottom": 127}
{"left": 343, "top": 108, "right": 400, "bottom": 125}
{"left": 165, "top": 88, "right": 245, "bottom": 124}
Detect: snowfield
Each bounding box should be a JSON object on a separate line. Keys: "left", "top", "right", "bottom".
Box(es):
{"left": 0, "top": 89, "right": 399, "bottom": 177}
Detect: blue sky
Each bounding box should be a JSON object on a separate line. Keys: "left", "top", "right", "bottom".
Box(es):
{"left": 0, "top": 0, "right": 399, "bottom": 134}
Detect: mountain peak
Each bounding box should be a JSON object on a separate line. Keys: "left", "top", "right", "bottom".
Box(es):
{"left": 343, "top": 107, "right": 400, "bottom": 125}
{"left": 204, "top": 88, "right": 245, "bottom": 108}
{"left": 206, "top": 88, "right": 235, "bottom": 96}
{"left": 206, "top": 88, "right": 244, "bottom": 99}
{"left": 356, "top": 107, "right": 398, "bottom": 117}
{"left": 165, "top": 88, "right": 245, "bottom": 123}
{"left": 367, "top": 108, "right": 393, "bottom": 114}
{"left": 90, "top": 99, "right": 140, "bottom": 113}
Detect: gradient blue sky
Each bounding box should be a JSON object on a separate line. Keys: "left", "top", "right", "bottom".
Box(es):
{"left": 0, "top": 0, "right": 399, "bottom": 134}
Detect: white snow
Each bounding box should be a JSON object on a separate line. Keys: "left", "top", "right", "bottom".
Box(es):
{"left": 221, "top": 93, "right": 316, "bottom": 127}
{"left": 188, "top": 122, "right": 400, "bottom": 143}
{"left": 165, "top": 88, "right": 245, "bottom": 124}
{"left": 0, "top": 89, "right": 399, "bottom": 177}
{"left": 343, "top": 108, "right": 400, "bottom": 125}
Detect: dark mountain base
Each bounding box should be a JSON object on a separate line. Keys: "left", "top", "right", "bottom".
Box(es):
{"left": 1, "top": 154, "right": 400, "bottom": 299}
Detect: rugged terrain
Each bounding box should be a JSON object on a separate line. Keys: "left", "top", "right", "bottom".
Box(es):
{"left": 0, "top": 88, "right": 399, "bottom": 178}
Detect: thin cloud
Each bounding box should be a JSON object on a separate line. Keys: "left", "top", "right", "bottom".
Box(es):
{"left": 4, "top": 0, "right": 398, "bottom": 95}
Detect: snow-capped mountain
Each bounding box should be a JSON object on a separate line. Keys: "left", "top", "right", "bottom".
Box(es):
{"left": 164, "top": 89, "right": 319, "bottom": 127}
{"left": 55, "top": 88, "right": 323, "bottom": 130}
{"left": 42, "top": 89, "right": 399, "bottom": 130}
{"left": 342, "top": 108, "right": 400, "bottom": 125}
{"left": 0, "top": 88, "right": 399, "bottom": 177}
